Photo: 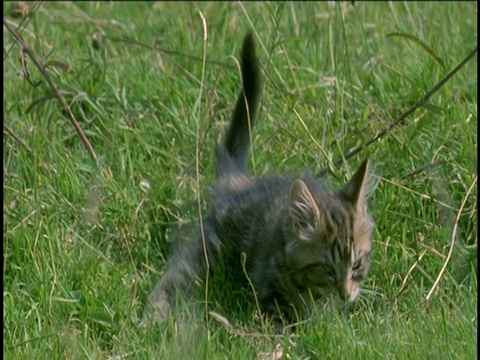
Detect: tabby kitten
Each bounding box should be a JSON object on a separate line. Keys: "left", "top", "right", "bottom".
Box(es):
{"left": 146, "top": 33, "right": 374, "bottom": 327}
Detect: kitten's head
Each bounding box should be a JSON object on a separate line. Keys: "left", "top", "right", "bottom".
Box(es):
{"left": 285, "top": 160, "right": 373, "bottom": 304}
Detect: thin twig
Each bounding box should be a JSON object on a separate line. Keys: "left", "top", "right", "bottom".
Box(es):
{"left": 26, "top": 93, "right": 57, "bottom": 113}
{"left": 3, "top": 19, "right": 98, "bottom": 162}
{"left": 425, "top": 175, "right": 477, "bottom": 301}
{"left": 395, "top": 250, "right": 427, "bottom": 298}
{"left": 61, "top": 115, "right": 98, "bottom": 142}
{"left": 4, "top": 123, "right": 55, "bottom": 174}
{"left": 197, "top": 11, "right": 210, "bottom": 327}
{"left": 4, "top": 124, "right": 32, "bottom": 153}
{"left": 19, "top": 48, "right": 41, "bottom": 86}
{"left": 103, "top": 35, "right": 236, "bottom": 69}
{"left": 208, "top": 311, "right": 297, "bottom": 339}
{"left": 400, "top": 159, "right": 448, "bottom": 179}
{"left": 4, "top": 2, "right": 44, "bottom": 60}
{"left": 317, "top": 46, "right": 478, "bottom": 176}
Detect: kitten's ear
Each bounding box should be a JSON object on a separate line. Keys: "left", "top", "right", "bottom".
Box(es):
{"left": 340, "top": 159, "right": 370, "bottom": 211}
{"left": 289, "top": 179, "right": 320, "bottom": 236}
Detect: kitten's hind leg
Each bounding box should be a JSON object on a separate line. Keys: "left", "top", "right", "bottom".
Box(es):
{"left": 142, "top": 221, "right": 221, "bottom": 326}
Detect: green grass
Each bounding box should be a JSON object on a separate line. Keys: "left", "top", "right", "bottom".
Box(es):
{"left": 4, "top": 2, "right": 477, "bottom": 359}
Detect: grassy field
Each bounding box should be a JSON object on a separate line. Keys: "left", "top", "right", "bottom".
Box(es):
{"left": 4, "top": 2, "right": 477, "bottom": 359}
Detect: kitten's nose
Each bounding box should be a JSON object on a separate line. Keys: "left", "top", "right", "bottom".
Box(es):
{"left": 338, "top": 282, "right": 359, "bottom": 302}
{"left": 347, "top": 286, "right": 359, "bottom": 302}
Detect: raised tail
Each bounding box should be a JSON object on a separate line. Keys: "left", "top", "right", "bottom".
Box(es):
{"left": 216, "top": 32, "right": 263, "bottom": 178}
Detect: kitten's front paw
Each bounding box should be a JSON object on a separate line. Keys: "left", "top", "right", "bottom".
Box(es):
{"left": 272, "top": 317, "right": 286, "bottom": 334}
{"left": 140, "top": 289, "right": 171, "bottom": 329}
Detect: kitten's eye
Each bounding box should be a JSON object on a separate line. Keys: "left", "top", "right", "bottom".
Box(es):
{"left": 321, "top": 264, "right": 336, "bottom": 279}
{"left": 352, "top": 260, "right": 366, "bottom": 281}
{"left": 352, "top": 260, "right": 362, "bottom": 272}
{"left": 301, "top": 263, "right": 336, "bottom": 278}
